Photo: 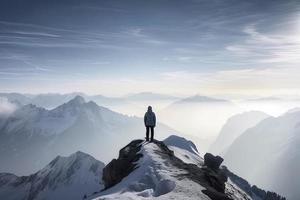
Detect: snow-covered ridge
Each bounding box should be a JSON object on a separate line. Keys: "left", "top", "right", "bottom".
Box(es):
{"left": 90, "top": 136, "right": 284, "bottom": 200}
{"left": 0, "top": 151, "right": 105, "bottom": 200}
{"left": 94, "top": 139, "right": 211, "bottom": 200}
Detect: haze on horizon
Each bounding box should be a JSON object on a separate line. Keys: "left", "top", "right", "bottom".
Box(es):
{"left": 0, "top": 0, "right": 299, "bottom": 98}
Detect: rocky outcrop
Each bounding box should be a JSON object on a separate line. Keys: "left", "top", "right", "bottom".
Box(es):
{"left": 204, "top": 153, "right": 224, "bottom": 170}
{"left": 199, "top": 153, "right": 230, "bottom": 199}
{"left": 102, "top": 139, "right": 144, "bottom": 189}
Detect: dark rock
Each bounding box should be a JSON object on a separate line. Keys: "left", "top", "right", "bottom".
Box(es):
{"left": 202, "top": 166, "right": 228, "bottom": 193}
{"left": 102, "top": 139, "right": 144, "bottom": 189}
{"left": 202, "top": 189, "right": 232, "bottom": 200}
{"left": 204, "top": 153, "right": 224, "bottom": 170}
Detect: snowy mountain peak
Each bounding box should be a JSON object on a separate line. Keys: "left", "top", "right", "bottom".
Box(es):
{"left": 67, "top": 151, "right": 98, "bottom": 166}
{"left": 46, "top": 151, "right": 101, "bottom": 174}
{"left": 73, "top": 150, "right": 92, "bottom": 159}
{"left": 0, "top": 151, "right": 105, "bottom": 200}
{"left": 66, "top": 95, "right": 85, "bottom": 105}
{"left": 48, "top": 95, "right": 86, "bottom": 115}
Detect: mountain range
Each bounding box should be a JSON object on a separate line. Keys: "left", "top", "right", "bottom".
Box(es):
{"left": 0, "top": 95, "right": 176, "bottom": 175}
{"left": 209, "top": 111, "right": 270, "bottom": 155}
{"left": 223, "top": 110, "right": 300, "bottom": 200}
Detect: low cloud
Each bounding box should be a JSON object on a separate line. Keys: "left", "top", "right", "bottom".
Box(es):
{"left": 0, "top": 97, "right": 17, "bottom": 114}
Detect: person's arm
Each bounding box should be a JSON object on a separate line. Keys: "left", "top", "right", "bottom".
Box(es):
{"left": 153, "top": 113, "right": 156, "bottom": 127}
{"left": 144, "top": 113, "right": 147, "bottom": 126}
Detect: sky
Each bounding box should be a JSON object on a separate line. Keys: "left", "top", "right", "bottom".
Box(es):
{"left": 0, "top": 0, "right": 300, "bottom": 97}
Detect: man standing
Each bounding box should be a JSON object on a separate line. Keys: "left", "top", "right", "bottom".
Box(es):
{"left": 144, "top": 106, "right": 156, "bottom": 142}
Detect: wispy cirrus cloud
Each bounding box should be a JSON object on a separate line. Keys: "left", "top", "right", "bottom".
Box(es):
{"left": 226, "top": 21, "right": 300, "bottom": 64}
{"left": 0, "top": 20, "right": 167, "bottom": 49}
{"left": 12, "top": 31, "right": 60, "bottom": 38}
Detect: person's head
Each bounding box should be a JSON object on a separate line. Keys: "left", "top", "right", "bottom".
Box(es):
{"left": 147, "top": 106, "right": 152, "bottom": 112}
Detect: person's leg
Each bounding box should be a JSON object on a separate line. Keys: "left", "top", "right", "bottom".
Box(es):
{"left": 146, "top": 126, "right": 149, "bottom": 141}
{"left": 150, "top": 126, "right": 154, "bottom": 142}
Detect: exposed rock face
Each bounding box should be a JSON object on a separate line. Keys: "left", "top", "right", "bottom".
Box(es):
{"left": 202, "top": 166, "right": 228, "bottom": 193}
{"left": 102, "top": 139, "right": 144, "bottom": 189}
{"left": 204, "top": 153, "right": 224, "bottom": 170}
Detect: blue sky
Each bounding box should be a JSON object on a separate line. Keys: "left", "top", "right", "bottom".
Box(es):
{"left": 0, "top": 0, "right": 299, "bottom": 97}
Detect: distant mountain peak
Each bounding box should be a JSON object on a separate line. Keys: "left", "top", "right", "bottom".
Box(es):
{"left": 55, "top": 95, "right": 86, "bottom": 111}
{"left": 68, "top": 95, "right": 85, "bottom": 105}
{"left": 48, "top": 151, "right": 95, "bottom": 169}
{"left": 70, "top": 151, "right": 92, "bottom": 161}
{"left": 176, "top": 95, "right": 228, "bottom": 104}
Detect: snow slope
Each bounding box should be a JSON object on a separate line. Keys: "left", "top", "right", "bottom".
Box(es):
{"left": 163, "top": 135, "right": 203, "bottom": 165}
{"left": 0, "top": 151, "right": 105, "bottom": 200}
